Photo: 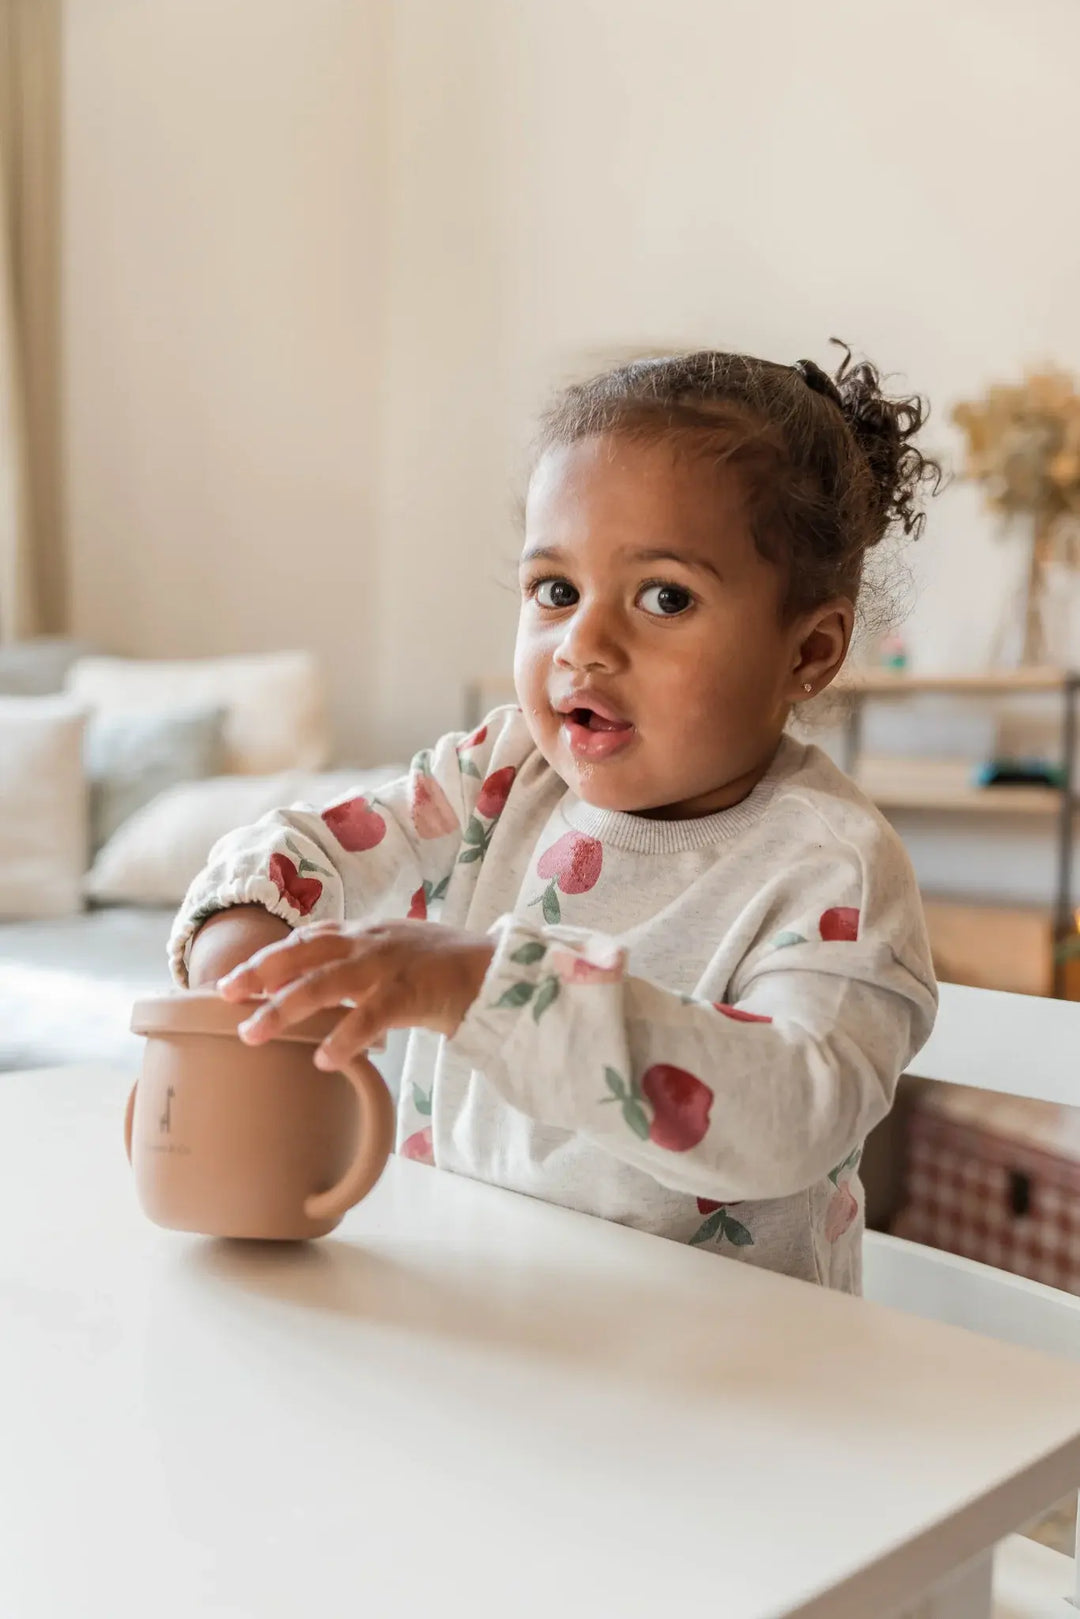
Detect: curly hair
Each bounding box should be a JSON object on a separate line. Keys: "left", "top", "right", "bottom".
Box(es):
{"left": 535, "top": 341, "right": 943, "bottom": 616}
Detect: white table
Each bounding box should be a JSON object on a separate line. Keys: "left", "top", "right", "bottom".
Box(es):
{"left": 4, "top": 1065, "right": 1080, "bottom": 1619}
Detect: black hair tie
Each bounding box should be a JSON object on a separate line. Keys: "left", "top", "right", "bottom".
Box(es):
{"left": 793, "top": 358, "right": 843, "bottom": 410}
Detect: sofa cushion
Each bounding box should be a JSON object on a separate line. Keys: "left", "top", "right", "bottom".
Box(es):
{"left": 85, "top": 768, "right": 401, "bottom": 908}
{"left": 85, "top": 704, "right": 226, "bottom": 853}
{"left": 67, "top": 651, "right": 332, "bottom": 775}
{"left": 0, "top": 638, "right": 94, "bottom": 697}
{"left": 0, "top": 696, "right": 88, "bottom": 919}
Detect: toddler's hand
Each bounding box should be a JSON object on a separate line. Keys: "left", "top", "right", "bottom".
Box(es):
{"left": 217, "top": 919, "right": 495, "bottom": 1070}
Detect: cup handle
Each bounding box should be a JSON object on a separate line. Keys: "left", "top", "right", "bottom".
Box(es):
{"left": 303, "top": 1054, "right": 396, "bottom": 1223}
{"left": 124, "top": 1083, "right": 137, "bottom": 1163}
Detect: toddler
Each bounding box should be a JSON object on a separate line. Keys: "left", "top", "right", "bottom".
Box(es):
{"left": 173, "top": 345, "right": 942, "bottom": 1292}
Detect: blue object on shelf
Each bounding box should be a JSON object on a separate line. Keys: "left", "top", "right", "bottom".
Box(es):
{"left": 972, "top": 757, "right": 1067, "bottom": 789}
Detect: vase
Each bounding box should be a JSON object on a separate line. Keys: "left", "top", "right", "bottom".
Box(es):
{"left": 1021, "top": 512, "right": 1055, "bottom": 664}
{"left": 991, "top": 513, "right": 1056, "bottom": 668}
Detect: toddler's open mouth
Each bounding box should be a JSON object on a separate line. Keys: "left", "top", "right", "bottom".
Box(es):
{"left": 568, "top": 706, "right": 627, "bottom": 732}
{"left": 557, "top": 702, "right": 636, "bottom": 762}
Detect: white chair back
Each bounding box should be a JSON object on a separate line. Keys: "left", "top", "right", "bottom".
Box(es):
{"left": 864, "top": 1231, "right": 1080, "bottom": 1363}
{"left": 908, "top": 981, "right": 1079, "bottom": 1105}
{"left": 863, "top": 980, "right": 1080, "bottom": 1614}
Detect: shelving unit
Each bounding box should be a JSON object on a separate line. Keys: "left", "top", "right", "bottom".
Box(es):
{"left": 839, "top": 668, "right": 1080, "bottom": 995}
{"left": 852, "top": 757, "right": 1063, "bottom": 817}
{"left": 840, "top": 668, "right": 1073, "bottom": 695}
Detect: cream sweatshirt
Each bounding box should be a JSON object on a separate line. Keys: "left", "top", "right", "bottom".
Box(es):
{"left": 170, "top": 706, "right": 936, "bottom": 1292}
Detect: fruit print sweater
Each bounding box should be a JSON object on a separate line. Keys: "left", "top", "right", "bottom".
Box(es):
{"left": 170, "top": 705, "right": 937, "bottom": 1293}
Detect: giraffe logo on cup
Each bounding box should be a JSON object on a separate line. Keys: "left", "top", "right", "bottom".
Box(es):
{"left": 159, "top": 1086, "right": 176, "bottom": 1135}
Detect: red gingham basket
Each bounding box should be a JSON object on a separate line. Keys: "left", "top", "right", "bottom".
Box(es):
{"left": 892, "top": 1081, "right": 1080, "bottom": 1295}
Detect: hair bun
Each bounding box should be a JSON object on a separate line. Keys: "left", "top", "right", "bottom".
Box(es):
{"left": 793, "top": 358, "right": 843, "bottom": 411}
{"left": 824, "top": 340, "right": 942, "bottom": 542}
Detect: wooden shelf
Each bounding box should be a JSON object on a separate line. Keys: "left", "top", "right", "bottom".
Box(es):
{"left": 471, "top": 669, "right": 1078, "bottom": 712}
{"left": 840, "top": 667, "right": 1075, "bottom": 697}
{"left": 856, "top": 756, "right": 1067, "bottom": 816}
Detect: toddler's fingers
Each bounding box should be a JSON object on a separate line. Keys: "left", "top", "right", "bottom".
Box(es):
{"left": 313, "top": 1001, "right": 383, "bottom": 1071}
{"left": 237, "top": 959, "right": 366, "bottom": 1044}
{"left": 215, "top": 952, "right": 264, "bottom": 999}
{"left": 219, "top": 931, "right": 348, "bottom": 1000}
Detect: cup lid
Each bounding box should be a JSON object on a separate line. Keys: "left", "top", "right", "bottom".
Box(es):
{"left": 131, "top": 991, "right": 343, "bottom": 1046}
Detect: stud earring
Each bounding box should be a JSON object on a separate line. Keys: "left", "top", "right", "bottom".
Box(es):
{"left": 803, "top": 682, "right": 813, "bottom": 694}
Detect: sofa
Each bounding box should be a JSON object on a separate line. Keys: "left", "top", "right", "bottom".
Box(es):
{"left": 0, "top": 640, "right": 405, "bottom": 1090}
{"left": 0, "top": 906, "right": 174, "bottom": 1071}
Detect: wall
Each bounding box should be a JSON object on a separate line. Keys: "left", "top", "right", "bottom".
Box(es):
{"left": 63, "top": 0, "right": 388, "bottom": 758}
{"left": 369, "top": 0, "right": 510, "bottom": 760}
{"left": 374, "top": 0, "right": 1080, "bottom": 909}
{"left": 485, "top": 0, "right": 1080, "bottom": 657}
{"left": 63, "top": 0, "right": 1080, "bottom": 897}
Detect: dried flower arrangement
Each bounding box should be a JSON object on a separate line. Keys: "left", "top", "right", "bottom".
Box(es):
{"left": 953, "top": 369, "right": 1080, "bottom": 663}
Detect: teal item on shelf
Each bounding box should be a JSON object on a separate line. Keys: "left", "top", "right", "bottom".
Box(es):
{"left": 972, "top": 757, "right": 1066, "bottom": 789}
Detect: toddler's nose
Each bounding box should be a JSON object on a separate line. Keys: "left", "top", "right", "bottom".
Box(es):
{"left": 554, "top": 601, "right": 625, "bottom": 673}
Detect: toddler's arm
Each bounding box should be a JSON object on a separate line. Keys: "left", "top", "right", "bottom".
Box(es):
{"left": 449, "top": 911, "right": 936, "bottom": 1203}
{"left": 187, "top": 905, "right": 293, "bottom": 988}
{"left": 169, "top": 707, "right": 529, "bottom": 986}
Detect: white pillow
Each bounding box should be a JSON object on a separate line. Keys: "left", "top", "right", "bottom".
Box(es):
{"left": 0, "top": 697, "right": 89, "bottom": 919}
{"left": 66, "top": 651, "right": 331, "bottom": 775}
{"left": 86, "top": 768, "right": 402, "bottom": 908}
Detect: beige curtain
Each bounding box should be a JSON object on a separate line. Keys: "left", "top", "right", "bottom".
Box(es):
{"left": 0, "top": 0, "right": 62, "bottom": 642}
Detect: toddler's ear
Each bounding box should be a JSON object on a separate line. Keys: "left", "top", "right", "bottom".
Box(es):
{"left": 788, "top": 599, "right": 853, "bottom": 704}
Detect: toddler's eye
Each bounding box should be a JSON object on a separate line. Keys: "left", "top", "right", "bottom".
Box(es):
{"left": 534, "top": 578, "right": 578, "bottom": 609}
{"left": 639, "top": 583, "right": 693, "bottom": 617}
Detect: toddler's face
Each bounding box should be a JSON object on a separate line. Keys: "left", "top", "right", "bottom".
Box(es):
{"left": 515, "top": 435, "right": 843, "bottom": 818}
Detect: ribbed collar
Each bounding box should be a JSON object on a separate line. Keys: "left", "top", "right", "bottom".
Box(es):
{"left": 559, "top": 735, "right": 798, "bottom": 853}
